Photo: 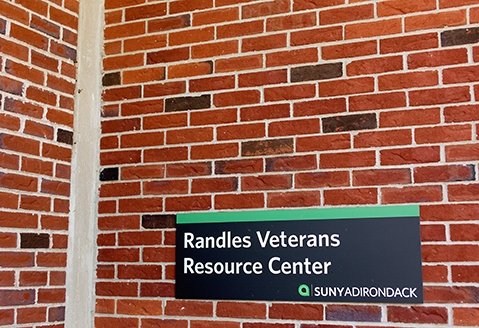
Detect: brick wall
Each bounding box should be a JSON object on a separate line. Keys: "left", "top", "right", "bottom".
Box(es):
{"left": 0, "top": 0, "right": 78, "bottom": 326}
{"left": 98, "top": 0, "right": 479, "bottom": 327}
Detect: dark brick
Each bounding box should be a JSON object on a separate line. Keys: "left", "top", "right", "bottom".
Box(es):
{"left": 0, "top": 18, "right": 6, "bottom": 35}
{"left": 149, "top": 14, "right": 191, "bottom": 33}
{"left": 142, "top": 214, "right": 176, "bottom": 229}
{"left": 323, "top": 113, "right": 376, "bottom": 133}
{"left": 48, "top": 306, "right": 65, "bottom": 322}
{"left": 57, "top": 129, "right": 73, "bottom": 145}
{"left": 51, "top": 41, "right": 77, "bottom": 61}
{"left": 326, "top": 305, "right": 381, "bottom": 322}
{"left": 291, "top": 63, "right": 343, "bottom": 82}
{"left": 0, "top": 290, "right": 35, "bottom": 306}
{"left": 147, "top": 47, "right": 190, "bottom": 64}
{"left": 100, "top": 167, "right": 119, "bottom": 181}
{"left": 20, "top": 233, "right": 50, "bottom": 249}
{"left": 442, "top": 27, "right": 479, "bottom": 47}
{"left": 102, "top": 72, "right": 121, "bottom": 87}
{"left": 242, "top": 139, "right": 294, "bottom": 157}
{"left": 165, "top": 95, "right": 211, "bottom": 112}
{"left": 0, "top": 76, "right": 23, "bottom": 95}
{"left": 30, "top": 15, "right": 60, "bottom": 39}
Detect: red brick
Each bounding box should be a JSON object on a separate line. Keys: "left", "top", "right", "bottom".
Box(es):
{"left": 452, "top": 265, "right": 479, "bottom": 283}
{"left": 292, "top": 26, "right": 343, "bottom": 46}
{"left": 423, "top": 265, "right": 448, "bottom": 283}
{"left": 414, "top": 165, "right": 474, "bottom": 183}
{"left": 217, "top": 123, "right": 265, "bottom": 141}
{"left": 454, "top": 307, "right": 479, "bottom": 326}
{"left": 320, "top": 151, "right": 375, "bottom": 168}
{"left": 423, "top": 245, "right": 479, "bottom": 262}
{"left": 119, "top": 198, "right": 163, "bottom": 213}
{"left": 379, "top": 71, "right": 438, "bottom": 91}
{"left": 296, "top": 134, "right": 351, "bottom": 152}
{"left": 242, "top": 0, "right": 290, "bottom": 19}
{"left": 381, "top": 146, "right": 440, "bottom": 165}
{"left": 319, "top": 77, "right": 374, "bottom": 97}
{"left": 125, "top": 3, "right": 166, "bottom": 21}
{"left": 17, "top": 306, "right": 47, "bottom": 324}
{"left": 293, "top": 0, "right": 344, "bottom": 11}
{"left": 346, "top": 19, "right": 402, "bottom": 39}
{"left": 241, "top": 104, "right": 291, "bottom": 122}
{"left": 415, "top": 124, "right": 472, "bottom": 143}
{"left": 121, "top": 164, "right": 165, "bottom": 180}
{"left": 347, "top": 56, "right": 403, "bottom": 76}
{"left": 191, "top": 178, "right": 238, "bottom": 193}
{"left": 269, "top": 119, "right": 320, "bottom": 137}
{"left": 446, "top": 144, "right": 479, "bottom": 161}
{"left": 217, "top": 20, "right": 264, "bottom": 39}
{"left": 192, "top": 40, "right": 239, "bottom": 59}
{"left": 408, "top": 48, "right": 468, "bottom": 69}
{"left": 217, "top": 301, "right": 267, "bottom": 319}
{"left": 143, "top": 112, "right": 187, "bottom": 130}
{"left": 165, "top": 300, "right": 213, "bottom": 317}
{"left": 378, "top": 0, "right": 436, "bottom": 16}
{"left": 215, "top": 193, "right": 264, "bottom": 209}
{"left": 166, "top": 127, "right": 213, "bottom": 145}
{"left": 142, "top": 319, "right": 188, "bottom": 328}
{"left": 169, "top": 0, "right": 212, "bottom": 14}
{"left": 214, "top": 90, "right": 260, "bottom": 107}
{"left": 117, "top": 299, "right": 163, "bottom": 315}
{"left": 267, "top": 12, "right": 316, "bottom": 31}
{"left": 449, "top": 184, "right": 479, "bottom": 202}
{"left": 350, "top": 92, "right": 406, "bottom": 112}
{"left": 353, "top": 169, "right": 411, "bottom": 186}
{"left": 445, "top": 104, "right": 479, "bottom": 123}
{"left": 265, "top": 84, "right": 316, "bottom": 102}
{"left": 388, "top": 306, "right": 447, "bottom": 324}
{"left": 354, "top": 129, "right": 412, "bottom": 148}
{"left": 269, "top": 303, "right": 323, "bottom": 320}
{"left": 190, "top": 76, "right": 235, "bottom": 92}
{"left": 294, "top": 98, "right": 346, "bottom": 117}
{"left": 382, "top": 186, "right": 443, "bottom": 204}
{"left": 266, "top": 48, "right": 318, "bottom": 67}
{"left": 193, "top": 7, "right": 238, "bottom": 26}
{"left": 148, "top": 14, "right": 190, "bottom": 33}
{"left": 380, "top": 108, "right": 440, "bottom": 127}
{"left": 451, "top": 224, "right": 479, "bottom": 241}
{"left": 268, "top": 191, "right": 320, "bottom": 208}
{"left": 324, "top": 188, "right": 378, "bottom": 205}
{"left": 216, "top": 159, "right": 263, "bottom": 174}
{"left": 191, "top": 143, "right": 239, "bottom": 160}
{"left": 100, "top": 150, "right": 141, "bottom": 165}
{"left": 380, "top": 33, "right": 438, "bottom": 54}
{"left": 144, "top": 147, "right": 187, "bottom": 162}
{"left": 165, "top": 196, "right": 212, "bottom": 211}
{"left": 96, "top": 282, "right": 138, "bottom": 297}
{"left": 443, "top": 65, "right": 479, "bottom": 84}
{"left": 143, "top": 180, "right": 188, "bottom": 195}
{"left": 0, "top": 252, "right": 34, "bottom": 267}
{"left": 405, "top": 10, "right": 466, "bottom": 32}
{"left": 166, "top": 162, "right": 211, "bottom": 177}
{"left": 105, "top": 21, "right": 145, "bottom": 41}
{"left": 242, "top": 175, "right": 292, "bottom": 191}
{"left": 320, "top": 4, "right": 373, "bottom": 24}
{"left": 216, "top": 54, "right": 263, "bottom": 72}
{"left": 239, "top": 70, "right": 287, "bottom": 87}
{"left": 296, "top": 171, "right": 349, "bottom": 188}
{"left": 169, "top": 27, "right": 214, "bottom": 46}
{"left": 0, "top": 232, "right": 16, "bottom": 247}
{"left": 421, "top": 224, "right": 446, "bottom": 242}
{"left": 95, "top": 317, "right": 139, "bottom": 328}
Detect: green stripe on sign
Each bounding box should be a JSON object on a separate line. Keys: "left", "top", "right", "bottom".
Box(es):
{"left": 176, "top": 205, "right": 420, "bottom": 224}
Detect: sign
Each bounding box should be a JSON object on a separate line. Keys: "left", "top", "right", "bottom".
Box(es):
{"left": 175, "top": 205, "right": 423, "bottom": 304}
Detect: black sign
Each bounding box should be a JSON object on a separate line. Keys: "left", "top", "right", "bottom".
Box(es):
{"left": 175, "top": 206, "right": 423, "bottom": 303}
